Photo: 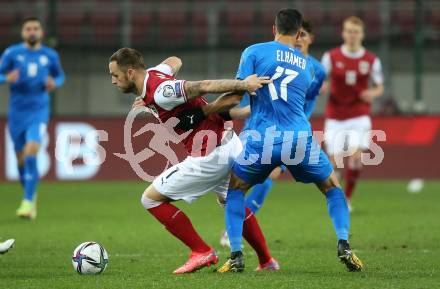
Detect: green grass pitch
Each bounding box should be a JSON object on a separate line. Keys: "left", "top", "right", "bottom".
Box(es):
{"left": 1, "top": 180, "right": 439, "bottom": 289}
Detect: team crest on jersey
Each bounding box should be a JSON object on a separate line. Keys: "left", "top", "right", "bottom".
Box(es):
{"left": 17, "top": 54, "right": 25, "bottom": 62}
{"left": 39, "top": 55, "right": 48, "bottom": 66}
{"left": 162, "top": 85, "right": 175, "bottom": 98}
{"left": 359, "top": 61, "right": 370, "bottom": 75}
{"left": 336, "top": 61, "right": 344, "bottom": 69}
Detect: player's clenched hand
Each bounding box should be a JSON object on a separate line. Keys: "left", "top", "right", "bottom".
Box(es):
{"left": 45, "top": 76, "right": 56, "bottom": 92}
{"left": 131, "top": 97, "right": 145, "bottom": 110}
{"left": 243, "top": 74, "right": 271, "bottom": 95}
{"left": 6, "top": 69, "right": 19, "bottom": 83}
{"left": 359, "top": 89, "right": 375, "bottom": 103}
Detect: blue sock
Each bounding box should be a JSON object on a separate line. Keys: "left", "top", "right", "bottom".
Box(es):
{"left": 225, "top": 189, "right": 246, "bottom": 253}
{"left": 325, "top": 187, "right": 350, "bottom": 241}
{"left": 18, "top": 165, "right": 25, "bottom": 187}
{"left": 23, "top": 156, "right": 39, "bottom": 202}
{"left": 245, "top": 178, "right": 272, "bottom": 214}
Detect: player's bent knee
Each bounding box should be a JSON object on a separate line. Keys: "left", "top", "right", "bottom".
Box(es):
{"left": 269, "top": 167, "right": 282, "bottom": 180}
{"left": 24, "top": 142, "right": 40, "bottom": 156}
{"left": 229, "top": 173, "right": 251, "bottom": 192}
{"left": 316, "top": 172, "right": 341, "bottom": 194}
{"left": 141, "top": 194, "right": 163, "bottom": 210}
{"left": 141, "top": 184, "right": 171, "bottom": 209}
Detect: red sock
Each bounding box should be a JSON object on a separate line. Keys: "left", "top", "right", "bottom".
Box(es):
{"left": 344, "top": 168, "right": 361, "bottom": 200}
{"left": 148, "top": 203, "right": 211, "bottom": 253}
{"left": 242, "top": 207, "right": 272, "bottom": 265}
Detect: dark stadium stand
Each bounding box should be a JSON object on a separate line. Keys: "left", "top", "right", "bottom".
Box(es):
{"left": 0, "top": 0, "right": 438, "bottom": 47}
{"left": 191, "top": 11, "right": 208, "bottom": 45}
{"left": 158, "top": 12, "right": 187, "bottom": 45}
{"left": 0, "top": 11, "right": 15, "bottom": 44}
{"left": 131, "top": 12, "right": 153, "bottom": 45}
{"left": 57, "top": 12, "right": 86, "bottom": 44}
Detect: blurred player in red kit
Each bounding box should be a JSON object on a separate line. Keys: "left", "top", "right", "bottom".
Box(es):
{"left": 321, "top": 16, "right": 384, "bottom": 210}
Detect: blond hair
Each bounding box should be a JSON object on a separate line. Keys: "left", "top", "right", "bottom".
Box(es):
{"left": 343, "top": 16, "right": 364, "bottom": 28}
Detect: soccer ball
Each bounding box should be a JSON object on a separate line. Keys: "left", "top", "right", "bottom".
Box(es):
{"left": 72, "top": 242, "right": 108, "bottom": 275}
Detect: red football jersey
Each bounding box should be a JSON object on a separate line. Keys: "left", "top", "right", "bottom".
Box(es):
{"left": 322, "top": 45, "right": 383, "bottom": 120}
{"left": 140, "top": 64, "right": 225, "bottom": 156}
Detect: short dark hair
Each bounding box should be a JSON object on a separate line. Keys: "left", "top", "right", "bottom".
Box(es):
{"left": 22, "top": 16, "right": 42, "bottom": 27}
{"left": 301, "top": 20, "right": 313, "bottom": 34}
{"left": 275, "top": 8, "right": 302, "bottom": 35}
{"left": 109, "top": 48, "right": 146, "bottom": 71}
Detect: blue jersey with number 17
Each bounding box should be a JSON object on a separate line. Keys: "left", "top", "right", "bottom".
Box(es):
{"left": 236, "top": 41, "right": 314, "bottom": 146}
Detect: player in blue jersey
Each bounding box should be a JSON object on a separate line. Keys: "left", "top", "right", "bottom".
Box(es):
{"left": 297, "top": 20, "right": 326, "bottom": 119}
{"left": 218, "top": 9, "right": 363, "bottom": 273}
{"left": 0, "top": 17, "right": 65, "bottom": 219}
{"left": 219, "top": 20, "right": 327, "bottom": 251}
{"left": 244, "top": 20, "right": 326, "bottom": 211}
{"left": 244, "top": 20, "right": 327, "bottom": 214}
{"left": 219, "top": 77, "right": 285, "bottom": 256}
{"left": 219, "top": 20, "right": 326, "bottom": 263}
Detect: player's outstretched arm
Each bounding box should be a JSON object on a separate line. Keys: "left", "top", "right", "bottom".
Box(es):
{"left": 183, "top": 74, "right": 271, "bottom": 100}
{"left": 229, "top": 105, "right": 251, "bottom": 120}
{"left": 161, "top": 56, "right": 182, "bottom": 76}
{"left": 202, "top": 92, "right": 243, "bottom": 116}
{"left": 202, "top": 93, "right": 251, "bottom": 120}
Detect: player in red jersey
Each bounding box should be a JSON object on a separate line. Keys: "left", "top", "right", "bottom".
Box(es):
{"left": 109, "top": 48, "right": 277, "bottom": 274}
{"left": 321, "top": 16, "right": 384, "bottom": 210}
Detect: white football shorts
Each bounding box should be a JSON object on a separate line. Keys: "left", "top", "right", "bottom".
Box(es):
{"left": 324, "top": 115, "right": 372, "bottom": 156}
{"left": 152, "top": 130, "right": 242, "bottom": 204}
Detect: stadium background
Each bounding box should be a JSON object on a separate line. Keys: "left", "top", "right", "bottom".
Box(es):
{"left": 1, "top": 2, "right": 440, "bottom": 288}
{"left": 0, "top": 0, "right": 439, "bottom": 181}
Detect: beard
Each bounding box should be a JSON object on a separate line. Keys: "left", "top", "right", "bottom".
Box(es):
{"left": 25, "top": 35, "right": 40, "bottom": 47}
{"left": 121, "top": 81, "right": 137, "bottom": 94}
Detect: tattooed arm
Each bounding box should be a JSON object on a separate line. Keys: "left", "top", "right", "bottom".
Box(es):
{"left": 183, "top": 74, "right": 270, "bottom": 100}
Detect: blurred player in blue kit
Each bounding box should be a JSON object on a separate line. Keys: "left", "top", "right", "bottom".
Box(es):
{"left": 218, "top": 9, "right": 363, "bottom": 273}
{"left": 0, "top": 17, "right": 65, "bottom": 219}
